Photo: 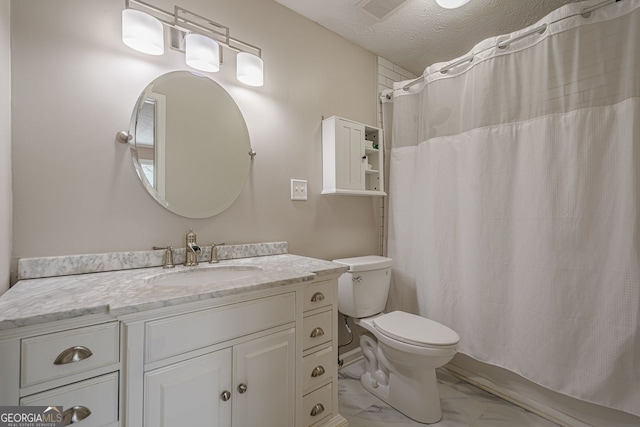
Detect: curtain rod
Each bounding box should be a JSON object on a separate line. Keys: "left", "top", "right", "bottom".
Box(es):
{"left": 401, "top": 0, "right": 622, "bottom": 92}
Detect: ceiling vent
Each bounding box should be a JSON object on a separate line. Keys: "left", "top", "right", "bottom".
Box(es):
{"left": 357, "top": 0, "right": 409, "bottom": 21}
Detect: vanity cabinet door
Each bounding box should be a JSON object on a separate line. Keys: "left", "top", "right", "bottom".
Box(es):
{"left": 232, "top": 328, "right": 295, "bottom": 427}
{"left": 144, "top": 348, "right": 232, "bottom": 427}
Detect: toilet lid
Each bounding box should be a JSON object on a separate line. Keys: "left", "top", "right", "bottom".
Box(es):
{"left": 373, "top": 311, "right": 460, "bottom": 347}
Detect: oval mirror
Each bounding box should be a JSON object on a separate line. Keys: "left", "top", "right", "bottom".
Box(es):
{"left": 128, "top": 71, "right": 251, "bottom": 218}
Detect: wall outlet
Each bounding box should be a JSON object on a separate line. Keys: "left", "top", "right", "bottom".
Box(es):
{"left": 291, "top": 179, "right": 308, "bottom": 201}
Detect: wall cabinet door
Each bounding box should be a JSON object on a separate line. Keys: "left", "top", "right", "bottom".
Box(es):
{"left": 335, "top": 119, "right": 365, "bottom": 191}
{"left": 232, "top": 328, "right": 295, "bottom": 427}
{"left": 144, "top": 348, "right": 232, "bottom": 427}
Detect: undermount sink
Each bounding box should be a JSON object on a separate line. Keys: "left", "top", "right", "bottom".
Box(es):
{"left": 145, "top": 265, "right": 264, "bottom": 287}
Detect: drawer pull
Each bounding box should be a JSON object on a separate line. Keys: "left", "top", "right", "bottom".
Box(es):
{"left": 310, "top": 403, "right": 325, "bottom": 417}
{"left": 311, "top": 365, "right": 326, "bottom": 377}
{"left": 62, "top": 405, "right": 91, "bottom": 425}
{"left": 221, "top": 390, "right": 231, "bottom": 401}
{"left": 310, "top": 292, "right": 325, "bottom": 302}
{"left": 238, "top": 383, "right": 248, "bottom": 394}
{"left": 54, "top": 346, "right": 93, "bottom": 365}
{"left": 310, "top": 327, "right": 325, "bottom": 338}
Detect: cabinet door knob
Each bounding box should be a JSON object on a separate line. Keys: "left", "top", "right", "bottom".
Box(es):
{"left": 311, "top": 365, "right": 326, "bottom": 377}
{"left": 238, "top": 383, "right": 248, "bottom": 394}
{"left": 310, "top": 292, "right": 325, "bottom": 302}
{"left": 310, "top": 403, "right": 325, "bottom": 417}
{"left": 62, "top": 405, "right": 91, "bottom": 425}
{"left": 54, "top": 346, "right": 93, "bottom": 365}
{"left": 220, "top": 390, "right": 231, "bottom": 401}
{"left": 310, "top": 327, "right": 325, "bottom": 338}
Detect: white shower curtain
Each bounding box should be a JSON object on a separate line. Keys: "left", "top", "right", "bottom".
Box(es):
{"left": 387, "top": 0, "right": 640, "bottom": 417}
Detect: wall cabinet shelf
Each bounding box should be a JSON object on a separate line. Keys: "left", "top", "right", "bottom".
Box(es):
{"left": 322, "top": 116, "right": 386, "bottom": 196}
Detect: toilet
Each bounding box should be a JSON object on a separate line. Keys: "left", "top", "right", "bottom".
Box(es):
{"left": 333, "top": 255, "right": 459, "bottom": 424}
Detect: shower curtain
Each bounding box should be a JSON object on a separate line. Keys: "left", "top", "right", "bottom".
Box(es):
{"left": 386, "top": 0, "right": 639, "bottom": 417}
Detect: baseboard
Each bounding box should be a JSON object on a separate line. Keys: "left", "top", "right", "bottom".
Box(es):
{"left": 447, "top": 355, "right": 640, "bottom": 427}
{"left": 338, "top": 347, "right": 585, "bottom": 427}
{"left": 338, "top": 347, "right": 363, "bottom": 368}
{"left": 442, "top": 364, "right": 589, "bottom": 427}
{"left": 321, "top": 413, "right": 349, "bottom": 427}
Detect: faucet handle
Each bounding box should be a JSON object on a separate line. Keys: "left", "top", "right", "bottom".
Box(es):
{"left": 207, "top": 243, "right": 226, "bottom": 264}
{"left": 153, "top": 246, "right": 175, "bottom": 269}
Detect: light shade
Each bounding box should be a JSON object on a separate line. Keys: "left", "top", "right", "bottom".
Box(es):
{"left": 122, "top": 9, "right": 164, "bottom": 55}
{"left": 435, "top": 0, "right": 471, "bottom": 9}
{"left": 185, "top": 34, "right": 220, "bottom": 72}
{"left": 236, "top": 52, "right": 264, "bottom": 87}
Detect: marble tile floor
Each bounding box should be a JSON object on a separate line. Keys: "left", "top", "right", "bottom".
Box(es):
{"left": 338, "top": 361, "right": 560, "bottom": 427}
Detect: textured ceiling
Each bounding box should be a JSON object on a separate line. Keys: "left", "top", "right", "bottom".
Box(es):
{"left": 274, "top": 0, "right": 580, "bottom": 76}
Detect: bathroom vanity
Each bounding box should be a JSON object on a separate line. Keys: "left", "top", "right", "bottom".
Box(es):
{"left": 0, "top": 243, "right": 348, "bottom": 427}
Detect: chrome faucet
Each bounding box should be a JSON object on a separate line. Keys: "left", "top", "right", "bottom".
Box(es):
{"left": 184, "top": 229, "right": 202, "bottom": 266}
{"left": 209, "top": 243, "right": 226, "bottom": 264}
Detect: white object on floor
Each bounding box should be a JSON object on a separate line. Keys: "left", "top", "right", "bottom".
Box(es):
{"left": 333, "top": 255, "right": 459, "bottom": 424}
{"left": 338, "top": 360, "right": 561, "bottom": 427}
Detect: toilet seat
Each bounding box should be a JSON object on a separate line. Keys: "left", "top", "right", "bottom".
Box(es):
{"left": 373, "top": 311, "right": 459, "bottom": 348}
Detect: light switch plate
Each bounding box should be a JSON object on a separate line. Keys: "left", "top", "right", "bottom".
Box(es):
{"left": 291, "top": 179, "right": 308, "bottom": 201}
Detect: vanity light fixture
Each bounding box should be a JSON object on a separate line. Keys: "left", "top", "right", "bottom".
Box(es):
{"left": 121, "top": 0, "right": 263, "bottom": 86}
{"left": 185, "top": 33, "right": 220, "bottom": 72}
{"left": 435, "top": 0, "right": 471, "bottom": 9}
{"left": 236, "top": 52, "right": 264, "bottom": 87}
{"left": 122, "top": 9, "right": 164, "bottom": 55}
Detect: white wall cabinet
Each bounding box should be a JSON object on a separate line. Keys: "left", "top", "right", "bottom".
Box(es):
{"left": 322, "top": 116, "right": 385, "bottom": 196}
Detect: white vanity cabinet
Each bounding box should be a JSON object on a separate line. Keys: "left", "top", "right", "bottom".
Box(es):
{"left": 300, "top": 279, "right": 339, "bottom": 426}
{"left": 0, "top": 259, "right": 348, "bottom": 427}
{"left": 144, "top": 348, "right": 232, "bottom": 426}
{"left": 322, "top": 115, "right": 385, "bottom": 196}
{"left": 122, "top": 284, "right": 345, "bottom": 427}
{"left": 0, "top": 316, "right": 121, "bottom": 427}
{"left": 144, "top": 328, "right": 295, "bottom": 427}
{"left": 232, "top": 329, "right": 295, "bottom": 426}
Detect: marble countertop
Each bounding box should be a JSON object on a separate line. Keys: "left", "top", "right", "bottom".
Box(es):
{"left": 0, "top": 254, "right": 348, "bottom": 331}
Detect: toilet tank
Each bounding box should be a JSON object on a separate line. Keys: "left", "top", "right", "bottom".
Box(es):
{"left": 332, "top": 256, "right": 393, "bottom": 318}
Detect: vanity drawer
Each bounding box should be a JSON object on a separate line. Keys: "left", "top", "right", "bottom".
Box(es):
{"left": 20, "top": 372, "right": 119, "bottom": 427}
{"left": 303, "top": 346, "right": 333, "bottom": 393}
{"left": 21, "top": 322, "right": 120, "bottom": 387}
{"left": 303, "top": 310, "right": 332, "bottom": 350}
{"left": 303, "top": 382, "right": 333, "bottom": 427}
{"left": 303, "top": 280, "right": 333, "bottom": 313}
{"left": 146, "top": 293, "right": 295, "bottom": 363}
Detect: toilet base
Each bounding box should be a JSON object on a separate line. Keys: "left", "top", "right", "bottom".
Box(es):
{"left": 359, "top": 361, "right": 443, "bottom": 424}
{"left": 355, "top": 316, "right": 456, "bottom": 424}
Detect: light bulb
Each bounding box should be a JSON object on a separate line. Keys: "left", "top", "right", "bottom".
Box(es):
{"left": 122, "top": 9, "right": 164, "bottom": 55}
{"left": 236, "top": 52, "right": 264, "bottom": 87}
{"left": 185, "top": 34, "right": 220, "bottom": 72}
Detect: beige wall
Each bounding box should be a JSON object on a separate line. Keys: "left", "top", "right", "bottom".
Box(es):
{"left": 0, "top": 0, "right": 11, "bottom": 294}
{"left": 337, "top": 56, "right": 417, "bottom": 357}
{"left": 10, "top": 0, "right": 379, "bottom": 268}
